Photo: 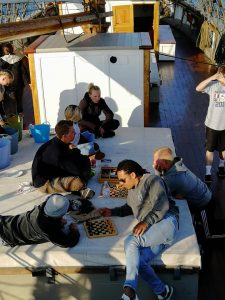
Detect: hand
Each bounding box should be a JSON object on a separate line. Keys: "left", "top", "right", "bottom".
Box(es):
{"left": 133, "top": 221, "right": 148, "bottom": 236}
{"left": 99, "top": 207, "right": 112, "bottom": 217}
{"left": 69, "top": 143, "right": 76, "bottom": 150}
{"left": 69, "top": 223, "right": 79, "bottom": 232}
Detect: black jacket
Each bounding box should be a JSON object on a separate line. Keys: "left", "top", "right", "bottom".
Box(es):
{"left": 0, "top": 202, "right": 80, "bottom": 248}
{"left": 32, "top": 136, "right": 91, "bottom": 188}
{"left": 79, "top": 92, "right": 114, "bottom": 131}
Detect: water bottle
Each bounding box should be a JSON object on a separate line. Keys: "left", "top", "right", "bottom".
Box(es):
{"left": 102, "top": 181, "right": 110, "bottom": 198}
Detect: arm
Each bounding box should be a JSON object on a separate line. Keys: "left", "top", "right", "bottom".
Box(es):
{"left": 141, "top": 176, "right": 169, "bottom": 226}
{"left": 100, "top": 204, "right": 133, "bottom": 217}
{"left": 101, "top": 99, "right": 114, "bottom": 124}
{"left": 196, "top": 72, "right": 220, "bottom": 92}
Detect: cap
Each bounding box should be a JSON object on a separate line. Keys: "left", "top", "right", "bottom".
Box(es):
{"left": 44, "top": 194, "right": 69, "bottom": 218}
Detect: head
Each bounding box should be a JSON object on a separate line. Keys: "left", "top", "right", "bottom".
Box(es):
{"left": 0, "top": 70, "right": 14, "bottom": 86}
{"left": 116, "top": 159, "right": 144, "bottom": 190}
{"left": 153, "top": 147, "right": 174, "bottom": 173}
{"left": 64, "top": 105, "right": 82, "bottom": 123}
{"left": 88, "top": 83, "right": 101, "bottom": 104}
{"left": 55, "top": 120, "right": 75, "bottom": 144}
{"left": 2, "top": 43, "right": 14, "bottom": 55}
{"left": 44, "top": 193, "right": 69, "bottom": 218}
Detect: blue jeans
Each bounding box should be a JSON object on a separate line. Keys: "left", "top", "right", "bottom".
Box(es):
{"left": 124, "top": 213, "right": 178, "bottom": 295}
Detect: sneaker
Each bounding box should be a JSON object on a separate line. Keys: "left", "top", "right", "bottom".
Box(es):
{"left": 102, "top": 131, "right": 115, "bottom": 138}
{"left": 157, "top": 285, "right": 173, "bottom": 300}
{"left": 217, "top": 167, "right": 225, "bottom": 178}
{"left": 120, "top": 287, "right": 139, "bottom": 300}
{"left": 204, "top": 174, "right": 212, "bottom": 184}
{"left": 80, "top": 188, "right": 95, "bottom": 200}
{"left": 120, "top": 294, "right": 139, "bottom": 300}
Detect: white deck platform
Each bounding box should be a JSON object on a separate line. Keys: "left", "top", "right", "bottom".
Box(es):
{"left": 0, "top": 127, "right": 200, "bottom": 270}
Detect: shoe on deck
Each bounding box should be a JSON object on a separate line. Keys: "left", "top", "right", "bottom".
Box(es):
{"left": 121, "top": 286, "right": 139, "bottom": 300}
{"left": 157, "top": 285, "right": 173, "bottom": 300}
{"left": 217, "top": 167, "right": 225, "bottom": 178}
{"left": 120, "top": 293, "right": 139, "bottom": 300}
{"left": 204, "top": 174, "right": 212, "bottom": 184}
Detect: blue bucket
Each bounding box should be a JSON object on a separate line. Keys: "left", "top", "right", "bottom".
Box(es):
{"left": 30, "top": 123, "right": 50, "bottom": 143}
{"left": 0, "top": 139, "right": 11, "bottom": 169}
{"left": 3, "top": 127, "right": 18, "bottom": 154}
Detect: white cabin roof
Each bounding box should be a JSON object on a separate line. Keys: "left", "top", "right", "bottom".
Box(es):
{"left": 35, "top": 32, "right": 151, "bottom": 52}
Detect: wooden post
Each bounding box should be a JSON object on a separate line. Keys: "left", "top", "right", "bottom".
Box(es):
{"left": 153, "top": 1, "right": 159, "bottom": 52}
{"left": 25, "top": 36, "right": 49, "bottom": 124}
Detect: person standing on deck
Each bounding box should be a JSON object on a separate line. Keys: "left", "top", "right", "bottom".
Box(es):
{"left": 0, "top": 70, "right": 15, "bottom": 126}
{"left": 100, "top": 159, "right": 178, "bottom": 300}
{"left": 196, "top": 66, "right": 225, "bottom": 184}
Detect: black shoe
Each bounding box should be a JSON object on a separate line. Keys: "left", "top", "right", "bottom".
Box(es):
{"left": 204, "top": 174, "right": 212, "bottom": 184}
{"left": 102, "top": 131, "right": 115, "bottom": 138}
{"left": 218, "top": 167, "right": 225, "bottom": 178}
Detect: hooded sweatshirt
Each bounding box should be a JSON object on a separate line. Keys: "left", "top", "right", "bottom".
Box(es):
{"left": 162, "top": 158, "right": 212, "bottom": 209}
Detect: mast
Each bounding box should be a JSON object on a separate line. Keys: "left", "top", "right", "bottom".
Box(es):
{"left": 0, "top": 11, "right": 112, "bottom": 43}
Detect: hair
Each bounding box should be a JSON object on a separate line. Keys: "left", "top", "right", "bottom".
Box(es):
{"left": 153, "top": 147, "right": 174, "bottom": 161}
{"left": 218, "top": 66, "right": 225, "bottom": 75}
{"left": 55, "top": 120, "right": 73, "bottom": 139}
{"left": 64, "top": 104, "right": 82, "bottom": 122}
{"left": 2, "top": 43, "right": 14, "bottom": 55}
{"left": 0, "top": 70, "right": 14, "bottom": 81}
{"left": 117, "top": 159, "right": 144, "bottom": 176}
{"left": 88, "top": 83, "right": 100, "bottom": 95}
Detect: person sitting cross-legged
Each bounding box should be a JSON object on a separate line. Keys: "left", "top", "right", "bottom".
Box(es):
{"left": 100, "top": 159, "right": 179, "bottom": 300}
{"left": 32, "top": 120, "right": 93, "bottom": 197}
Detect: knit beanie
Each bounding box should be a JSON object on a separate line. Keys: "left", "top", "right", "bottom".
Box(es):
{"left": 44, "top": 194, "right": 69, "bottom": 218}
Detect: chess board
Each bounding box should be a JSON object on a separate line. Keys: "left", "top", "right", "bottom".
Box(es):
{"left": 110, "top": 185, "right": 128, "bottom": 198}
{"left": 83, "top": 218, "right": 117, "bottom": 238}
{"left": 98, "top": 167, "right": 118, "bottom": 183}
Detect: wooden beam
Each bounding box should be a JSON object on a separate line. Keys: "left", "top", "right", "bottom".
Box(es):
{"left": 0, "top": 11, "right": 112, "bottom": 43}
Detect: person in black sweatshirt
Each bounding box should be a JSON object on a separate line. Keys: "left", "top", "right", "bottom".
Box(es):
{"left": 79, "top": 83, "right": 120, "bottom": 138}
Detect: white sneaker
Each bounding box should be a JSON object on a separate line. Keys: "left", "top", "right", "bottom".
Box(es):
{"left": 157, "top": 285, "right": 173, "bottom": 300}
{"left": 120, "top": 293, "right": 139, "bottom": 300}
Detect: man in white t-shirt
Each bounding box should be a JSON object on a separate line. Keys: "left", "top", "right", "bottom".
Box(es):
{"left": 196, "top": 66, "right": 225, "bottom": 183}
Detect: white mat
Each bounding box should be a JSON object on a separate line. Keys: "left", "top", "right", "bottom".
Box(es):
{"left": 0, "top": 127, "right": 201, "bottom": 270}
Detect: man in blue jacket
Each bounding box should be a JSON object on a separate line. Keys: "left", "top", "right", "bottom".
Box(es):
{"left": 152, "top": 147, "right": 212, "bottom": 211}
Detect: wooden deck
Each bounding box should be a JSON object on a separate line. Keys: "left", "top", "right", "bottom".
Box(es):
{"left": 148, "top": 27, "right": 225, "bottom": 300}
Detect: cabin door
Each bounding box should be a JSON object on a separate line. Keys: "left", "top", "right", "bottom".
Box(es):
{"left": 112, "top": 5, "right": 134, "bottom": 32}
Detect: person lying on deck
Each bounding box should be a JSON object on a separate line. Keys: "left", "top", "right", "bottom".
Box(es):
{"left": 0, "top": 194, "right": 79, "bottom": 248}
{"left": 32, "top": 120, "right": 94, "bottom": 197}
{"left": 152, "top": 146, "right": 212, "bottom": 212}
{"left": 100, "top": 159, "right": 178, "bottom": 300}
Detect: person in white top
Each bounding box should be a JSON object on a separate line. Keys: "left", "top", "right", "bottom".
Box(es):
{"left": 196, "top": 66, "right": 225, "bottom": 183}
{"left": 64, "top": 104, "right": 104, "bottom": 160}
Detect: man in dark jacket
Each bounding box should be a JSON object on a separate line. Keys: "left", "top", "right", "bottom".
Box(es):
{"left": 0, "top": 194, "right": 79, "bottom": 248}
{"left": 32, "top": 120, "right": 91, "bottom": 194}
{"left": 79, "top": 84, "right": 120, "bottom": 138}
